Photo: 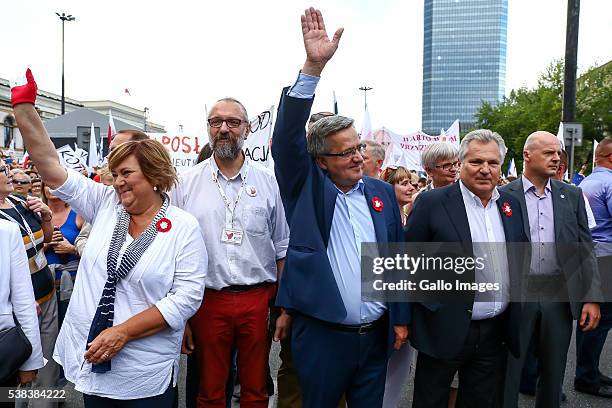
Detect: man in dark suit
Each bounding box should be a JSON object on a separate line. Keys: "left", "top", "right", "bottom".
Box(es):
{"left": 501, "top": 131, "right": 601, "bottom": 408}
{"left": 405, "top": 129, "right": 529, "bottom": 408}
{"left": 272, "top": 7, "right": 410, "bottom": 408}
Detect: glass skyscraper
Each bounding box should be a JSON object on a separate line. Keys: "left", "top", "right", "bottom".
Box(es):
{"left": 421, "top": 0, "right": 507, "bottom": 134}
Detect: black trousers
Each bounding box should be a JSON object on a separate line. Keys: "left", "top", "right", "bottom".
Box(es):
{"left": 412, "top": 313, "right": 508, "bottom": 408}
{"left": 83, "top": 384, "right": 177, "bottom": 408}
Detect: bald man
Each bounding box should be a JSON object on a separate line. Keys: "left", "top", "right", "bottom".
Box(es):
{"left": 501, "top": 131, "right": 602, "bottom": 407}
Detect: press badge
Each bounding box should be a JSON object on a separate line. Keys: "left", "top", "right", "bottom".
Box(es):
{"left": 34, "top": 251, "right": 46, "bottom": 269}
{"left": 221, "top": 228, "right": 244, "bottom": 245}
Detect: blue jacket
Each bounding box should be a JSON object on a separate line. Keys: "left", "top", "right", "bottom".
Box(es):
{"left": 272, "top": 89, "right": 410, "bottom": 353}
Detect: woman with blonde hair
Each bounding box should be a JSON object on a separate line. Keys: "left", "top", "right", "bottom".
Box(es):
{"left": 381, "top": 165, "right": 419, "bottom": 225}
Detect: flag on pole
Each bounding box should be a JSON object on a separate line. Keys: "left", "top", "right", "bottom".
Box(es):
{"left": 507, "top": 158, "right": 517, "bottom": 178}
{"left": 556, "top": 122, "right": 565, "bottom": 149}
{"left": 88, "top": 122, "right": 99, "bottom": 169}
{"left": 556, "top": 122, "right": 568, "bottom": 179}
{"left": 593, "top": 139, "right": 599, "bottom": 170}
{"left": 21, "top": 151, "right": 29, "bottom": 169}
{"left": 107, "top": 110, "right": 117, "bottom": 148}
{"left": 124, "top": 88, "right": 131, "bottom": 96}
{"left": 333, "top": 91, "right": 338, "bottom": 114}
{"left": 361, "top": 105, "right": 373, "bottom": 140}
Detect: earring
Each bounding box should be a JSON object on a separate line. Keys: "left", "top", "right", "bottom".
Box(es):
{"left": 153, "top": 186, "right": 158, "bottom": 191}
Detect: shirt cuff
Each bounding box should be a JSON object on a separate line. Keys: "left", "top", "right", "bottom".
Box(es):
{"left": 287, "top": 72, "right": 320, "bottom": 99}
{"left": 50, "top": 168, "right": 79, "bottom": 202}
{"left": 274, "top": 238, "right": 289, "bottom": 259}
{"left": 155, "top": 298, "right": 187, "bottom": 331}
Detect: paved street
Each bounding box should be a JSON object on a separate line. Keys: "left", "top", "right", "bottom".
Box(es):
{"left": 60, "top": 329, "right": 611, "bottom": 407}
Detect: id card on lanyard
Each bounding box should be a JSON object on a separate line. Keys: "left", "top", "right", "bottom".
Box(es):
{"left": 212, "top": 160, "right": 250, "bottom": 246}
{"left": 0, "top": 201, "right": 46, "bottom": 269}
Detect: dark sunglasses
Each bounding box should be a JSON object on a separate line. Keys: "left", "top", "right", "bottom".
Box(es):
{"left": 0, "top": 165, "right": 9, "bottom": 177}
{"left": 13, "top": 179, "right": 32, "bottom": 185}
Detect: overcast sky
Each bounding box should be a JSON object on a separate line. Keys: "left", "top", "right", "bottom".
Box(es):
{"left": 2, "top": 0, "right": 611, "bottom": 136}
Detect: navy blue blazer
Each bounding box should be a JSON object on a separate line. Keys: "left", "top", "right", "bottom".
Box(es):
{"left": 404, "top": 182, "right": 529, "bottom": 359}
{"left": 272, "top": 89, "right": 410, "bottom": 353}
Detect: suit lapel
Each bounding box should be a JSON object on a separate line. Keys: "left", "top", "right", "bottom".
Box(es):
{"left": 442, "top": 183, "right": 472, "bottom": 242}
{"left": 496, "top": 193, "right": 516, "bottom": 240}
{"left": 363, "top": 180, "right": 387, "bottom": 242}
{"left": 551, "top": 180, "right": 567, "bottom": 242}
{"left": 506, "top": 179, "right": 530, "bottom": 239}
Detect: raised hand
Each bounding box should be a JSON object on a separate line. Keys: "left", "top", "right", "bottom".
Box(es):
{"left": 301, "top": 7, "right": 344, "bottom": 77}
{"left": 11, "top": 68, "right": 38, "bottom": 107}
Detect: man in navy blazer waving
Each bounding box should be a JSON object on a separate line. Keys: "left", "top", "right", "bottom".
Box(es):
{"left": 272, "top": 7, "right": 410, "bottom": 408}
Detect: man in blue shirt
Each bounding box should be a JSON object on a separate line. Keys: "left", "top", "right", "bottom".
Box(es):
{"left": 575, "top": 136, "right": 612, "bottom": 398}
{"left": 272, "top": 8, "right": 409, "bottom": 407}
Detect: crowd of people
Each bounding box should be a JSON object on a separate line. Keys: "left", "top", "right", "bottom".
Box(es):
{"left": 1, "top": 7, "right": 611, "bottom": 408}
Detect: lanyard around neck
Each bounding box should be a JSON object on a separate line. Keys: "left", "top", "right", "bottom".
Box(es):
{"left": 211, "top": 160, "right": 250, "bottom": 228}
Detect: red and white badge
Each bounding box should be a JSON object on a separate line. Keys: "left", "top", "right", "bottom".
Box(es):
{"left": 501, "top": 202, "right": 513, "bottom": 217}
{"left": 372, "top": 196, "right": 384, "bottom": 212}
{"left": 156, "top": 218, "right": 172, "bottom": 232}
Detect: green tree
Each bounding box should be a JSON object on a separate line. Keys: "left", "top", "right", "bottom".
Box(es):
{"left": 475, "top": 60, "right": 611, "bottom": 174}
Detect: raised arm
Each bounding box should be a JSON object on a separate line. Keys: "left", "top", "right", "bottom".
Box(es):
{"left": 272, "top": 8, "right": 343, "bottom": 205}
{"left": 12, "top": 69, "right": 67, "bottom": 189}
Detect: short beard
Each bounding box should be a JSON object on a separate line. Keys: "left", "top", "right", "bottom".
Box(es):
{"left": 212, "top": 136, "right": 245, "bottom": 160}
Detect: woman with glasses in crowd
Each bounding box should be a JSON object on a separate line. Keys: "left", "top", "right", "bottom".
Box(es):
{"left": 12, "top": 69, "right": 207, "bottom": 407}
{"left": 0, "top": 157, "right": 60, "bottom": 399}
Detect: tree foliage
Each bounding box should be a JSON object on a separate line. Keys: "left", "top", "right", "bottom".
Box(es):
{"left": 475, "top": 60, "right": 611, "bottom": 172}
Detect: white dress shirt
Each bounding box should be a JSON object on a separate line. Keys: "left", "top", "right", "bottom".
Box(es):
{"left": 459, "top": 181, "right": 509, "bottom": 320}
{"left": 50, "top": 169, "right": 207, "bottom": 399}
{"left": 171, "top": 157, "right": 289, "bottom": 290}
{"left": 0, "top": 219, "right": 44, "bottom": 371}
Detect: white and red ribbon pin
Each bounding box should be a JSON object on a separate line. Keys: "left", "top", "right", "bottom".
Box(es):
{"left": 156, "top": 218, "right": 172, "bottom": 232}
{"left": 501, "top": 202, "right": 512, "bottom": 217}
{"left": 372, "top": 196, "right": 384, "bottom": 212}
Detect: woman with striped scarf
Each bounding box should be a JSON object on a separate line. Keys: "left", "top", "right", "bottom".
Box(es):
{"left": 12, "top": 69, "right": 208, "bottom": 407}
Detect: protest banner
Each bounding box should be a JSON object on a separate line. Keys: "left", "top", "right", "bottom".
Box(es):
{"left": 379, "top": 120, "right": 460, "bottom": 171}
{"left": 243, "top": 106, "right": 274, "bottom": 169}
{"left": 56, "top": 144, "right": 89, "bottom": 172}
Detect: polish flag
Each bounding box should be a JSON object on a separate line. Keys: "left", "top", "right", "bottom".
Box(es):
{"left": 107, "top": 110, "right": 117, "bottom": 147}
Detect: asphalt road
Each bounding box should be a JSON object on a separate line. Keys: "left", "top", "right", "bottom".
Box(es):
{"left": 59, "top": 329, "right": 611, "bottom": 407}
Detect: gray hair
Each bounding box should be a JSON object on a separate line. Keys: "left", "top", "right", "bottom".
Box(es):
{"left": 11, "top": 169, "right": 30, "bottom": 180}
{"left": 210, "top": 97, "right": 249, "bottom": 121}
{"left": 307, "top": 115, "right": 355, "bottom": 157}
{"left": 421, "top": 142, "right": 459, "bottom": 169}
{"left": 459, "top": 129, "right": 507, "bottom": 163}
{"left": 363, "top": 140, "right": 385, "bottom": 162}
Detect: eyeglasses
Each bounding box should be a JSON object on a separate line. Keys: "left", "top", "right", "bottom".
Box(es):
{"left": 321, "top": 143, "right": 367, "bottom": 158}
{"left": 0, "top": 165, "right": 9, "bottom": 177}
{"left": 207, "top": 117, "right": 245, "bottom": 129}
{"left": 435, "top": 161, "right": 460, "bottom": 171}
{"left": 13, "top": 179, "right": 31, "bottom": 185}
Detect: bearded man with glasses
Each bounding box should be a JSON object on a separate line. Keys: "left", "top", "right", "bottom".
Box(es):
{"left": 171, "top": 97, "right": 290, "bottom": 407}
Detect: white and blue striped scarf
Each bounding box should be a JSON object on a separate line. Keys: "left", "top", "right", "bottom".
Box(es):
{"left": 87, "top": 194, "right": 169, "bottom": 373}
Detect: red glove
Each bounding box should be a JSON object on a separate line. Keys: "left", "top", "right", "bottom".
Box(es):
{"left": 11, "top": 68, "right": 38, "bottom": 107}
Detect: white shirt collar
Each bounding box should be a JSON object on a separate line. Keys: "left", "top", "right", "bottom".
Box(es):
{"left": 210, "top": 153, "right": 249, "bottom": 181}
{"left": 459, "top": 180, "right": 500, "bottom": 208}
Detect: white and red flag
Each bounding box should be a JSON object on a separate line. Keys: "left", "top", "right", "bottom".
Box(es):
{"left": 107, "top": 109, "right": 117, "bottom": 147}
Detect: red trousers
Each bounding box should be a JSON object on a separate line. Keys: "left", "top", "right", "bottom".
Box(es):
{"left": 191, "top": 285, "right": 274, "bottom": 408}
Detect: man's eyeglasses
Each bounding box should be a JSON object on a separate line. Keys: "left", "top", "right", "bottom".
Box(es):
{"left": 0, "top": 165, "right": 9, "bottom": 177}
{"left": 435, "top": 161, "right": 460, "bottom": 171}
{"left": 321, "top": 143, "right": 367, "bottom": 158}
{"left": 207, "top": 117, "right": 245, "bottom": 129}
{"left": 13, "top": 179, "right": 31, "bottom": 185}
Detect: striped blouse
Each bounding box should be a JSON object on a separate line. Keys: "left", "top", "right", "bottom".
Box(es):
{"left": 0, "top": 195, "right": 54, "bottom": 303}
